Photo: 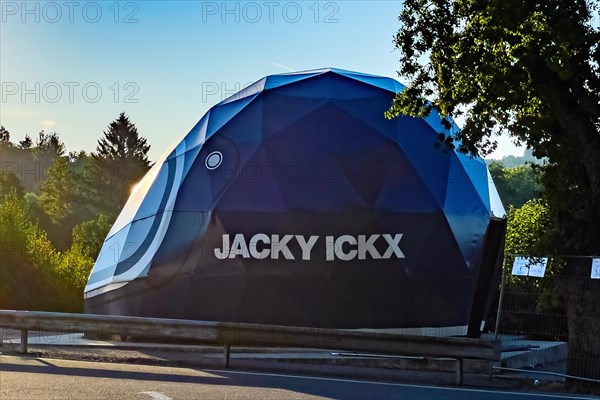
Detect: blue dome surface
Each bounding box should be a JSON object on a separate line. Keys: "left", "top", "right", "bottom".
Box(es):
{"left": 85, "top": 68, "right": 505, "bottom": 333}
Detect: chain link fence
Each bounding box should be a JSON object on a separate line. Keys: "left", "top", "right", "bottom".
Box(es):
{"left": 490, "top": 254, "right": 600, "bottom": 383}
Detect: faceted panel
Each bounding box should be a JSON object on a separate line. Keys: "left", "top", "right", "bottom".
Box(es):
{"left": 205, "top": 94, "right": 259, "bottom": 140}
{"left": 218, "top": 78, "right": 266, "bottom": 106}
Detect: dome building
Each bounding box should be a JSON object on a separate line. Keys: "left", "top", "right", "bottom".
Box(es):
{"left": 84, "top": 68, "right": 506, "bottom": 337}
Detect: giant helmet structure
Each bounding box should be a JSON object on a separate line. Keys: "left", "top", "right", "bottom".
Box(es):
{"left": 84, "top": 68, "right": 506, "bottom": 336}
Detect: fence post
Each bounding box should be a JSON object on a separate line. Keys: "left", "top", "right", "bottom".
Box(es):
{"left": 494, "top": 255, "right": 507, "bottom": 341}
{"left": 455, "top": 358, "right": 464, "bottom": 385}
{"left": 20, "top": 329, "right": 28, "bottom": 354}
{"left": 223, "top": 344, "right": 231, "bottom": 368}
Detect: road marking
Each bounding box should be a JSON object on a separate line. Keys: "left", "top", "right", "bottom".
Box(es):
{"left": 139, "top": 391, "right": 172, "bottom": 400}
{"left": 205, "top": 369, "right": 597, "bottom": 399}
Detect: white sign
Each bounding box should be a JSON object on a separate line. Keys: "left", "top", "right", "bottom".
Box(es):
{"left": 511, "top": 257, "right": 548, "bottom": 278}
{"left": 511, "top": 257, "right": 529, "bottom": 276}
{"left": 592, "top": 258, "right": 600, "bottom": 280}
{"left": 213, "top": 233, "right": 405, "bottom": 261}
{"left": 528, "top": 258, "right": 548, "bottom": 277}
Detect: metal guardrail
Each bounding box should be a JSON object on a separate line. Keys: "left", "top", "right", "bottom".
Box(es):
{"left": 0, "top": 310, "right": 501, "bottom": 385}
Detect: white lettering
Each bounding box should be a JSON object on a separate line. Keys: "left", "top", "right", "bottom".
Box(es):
{"left": 249, "top": 233, "right": 270, "bottom": 259}
{"left": 358, "top": 234, "right": 381, "bottom": 260}
{"left": 325, "top": 235, "right": 335, "bottom": 261}
{"left": 229, "top": 233, "right": 250, "bottom": 258}
{"left": 382, "top": 234, "right": 405, "bottom": 258}
{"left": 214, "top": 233, "right": 405, "bottom": 262}
{"left": 272, "top": 234, "right": 295, "bottom": 260}
{"left": 335, "top": 235, "right": 357, "bottom": 261}
{"left": 214, "top": 234, "right": 230, "bottom": 259}
{"left": 295, "top": 235, "right": 318, "bottom": 260}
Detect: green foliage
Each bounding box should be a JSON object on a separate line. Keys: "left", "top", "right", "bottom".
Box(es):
{"left": 0, "top": 191, "right": 36, "bottom": 308}
{"left": 74, "top": 152, "right": 120, "bottom": 220}
{"left": 505, "top": 198, "right": 552, "bottom": 255}
{"left": 94, "top": 112, "right": 150, "bottom": 163}
{"left": 488, "top": 162, "right": 543, "bottom": 208}
{"left": 59, "top": 215, "right": 112, "bottom": 291}
{"left": 388, "top": 0, "right": 599, "bottom": 155}
{"left": 0, "top": 115, "right": 150, "bottom": 312}
{"left": 18, "top": 135, "right": 32, "bottom": 149}
{"left": 388, "top": 0, "right": 600, "bottom": 252}
{"left": 33, "top": 131, "right": 65, "bottom": 158}
{"left": 0, "top": 126, "right": 11, "bottom": 144}
{"left": 0, "top": 191, "right": 64, "bottom": 310}
{"left": 0, "top": 171, "right": 24, "bottom": 197}
{"left": 72, "top": 214, "right": 112, "bottom": 259}
{"left": 40, "top": 157, "right": 74, "bottom": 223}
{"left": 0, "top": 191, "right": 33, "bottom": 268}
{"left": 391, "top": 1, "right": 599, "bottom": 377}
{"left": 504, "top": 199, "right": 564, "bottom": 317}
{"left": 1, "top": 131, "right": 67, "bottom": 195}
{"left": 0, "top": 191, "right": 105, "bottom": 311}
{"left": 57, "top": 246, "right": 95, "bottom": 294}
{"left": 488, "top": 149, "right": 545, "bottom": 168}
{"left": 38, "top": 153, "right": 112, "bottom": 249}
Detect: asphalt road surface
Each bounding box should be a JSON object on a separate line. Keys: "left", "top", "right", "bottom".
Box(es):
{"left": 0, "top": 355, "right": 598, "bottom": 400}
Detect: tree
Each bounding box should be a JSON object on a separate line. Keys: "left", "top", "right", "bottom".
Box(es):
{"left": 505, "top": 199, "right": 553, "bottom": 257}
{"left": 493, "top": 149, "right": 546, "bottom": 168}
{"left": 92, "top": 112, "right": 151, "bottom": 212}
{"left": 0, "top": 171, "right": 24, "bottom": 198}
{"left": 34, "top": 131, "right": 65, "bottom": 158}
{"left": 18, "top": 135, "right": 33, "bottom": 149}
{"left": 38, "top": 155, "right": 99, "bottom": 249}
{"left": 40, "top": 157, "right": 74, "bottom": 224}
{"left": 0, "top": 126, "right": 11, "bottom": 145}
{"left": 388, "top": 0, "right": 599, "bottom": 378}
{"left": 498, "top": 199, "right": 567, "bottom": 339}
{"left": 0, "top": 191, "right": 39, "bottom": 309}
{"left": 71, "top": 214, "right": 112, "bottom": 259}
{"left": 0, "top": 191, "right": 63, "bottom": 310}
{"left": 488, "top": 162, "right": 544, "bottom": 208}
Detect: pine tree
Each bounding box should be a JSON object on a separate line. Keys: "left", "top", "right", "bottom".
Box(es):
{"left": 0, "top": 126, "right": 11, "bottom": 145}
{"left": 92, "top": 112, "right": 151, "bottom": 212}
{"left": 19, "top": 135, "right": 33, "bottom": 149}
{"left": 40, "top": 157, "right": 74, "bottom": 223}
{"left": 34, "top": 131, "right": 65, "bottom": 158}
{"left": 93, "top": 112, "right": 150, "bottom": 164}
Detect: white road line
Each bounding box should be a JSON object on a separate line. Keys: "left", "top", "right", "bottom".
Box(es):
{"left": 204, "top": 369, "right": 598, "bottom": 400}
{"left": 139, "top": 391, "right": 173, "bottom": 400}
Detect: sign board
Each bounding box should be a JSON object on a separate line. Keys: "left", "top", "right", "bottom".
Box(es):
{"left": 511, "top": 257, "right": 548, "bottom": 278}
{"left": 592, "top": 258, "right": 600, "bottom": 280}
{"left": 511, "top": 257, "right": 529, "bottom": 276}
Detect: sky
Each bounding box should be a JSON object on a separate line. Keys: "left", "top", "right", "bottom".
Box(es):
{"left": 0, "top": 0, "right": 524, "bottom": 161}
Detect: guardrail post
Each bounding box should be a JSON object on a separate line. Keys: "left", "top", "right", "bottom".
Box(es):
{"left": 20, "top": 329, "right": 28, "bottom": 354}
{"left": 455, "top": 358, "right": 464, "bottom": 385}
{"left": 223, "top": 344, "right": 231, "bottom": 368}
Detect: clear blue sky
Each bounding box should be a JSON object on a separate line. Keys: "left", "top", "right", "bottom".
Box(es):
{"left": 0, "top": 0, "right": 522, "bottom": 161}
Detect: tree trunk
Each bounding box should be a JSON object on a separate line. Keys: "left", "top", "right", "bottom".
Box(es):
{"left": 562, "top": 258, "right": 600, "bottom": 380}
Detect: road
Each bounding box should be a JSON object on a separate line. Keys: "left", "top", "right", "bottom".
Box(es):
{"left": 0, "top": 355, "right": 597, "bottom": 400}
